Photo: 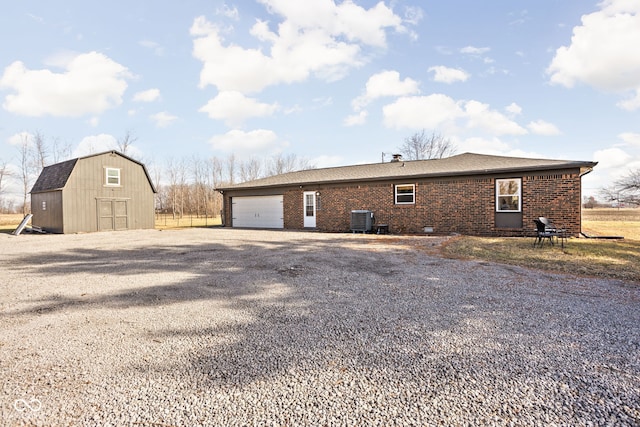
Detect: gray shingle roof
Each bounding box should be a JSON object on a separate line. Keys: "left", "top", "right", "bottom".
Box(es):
{"left": 30, "top": 150, "right": 157, "bottom": 194}
{"left": 30, "top": 158, "right": 78, "bottom": 193}
{"left": 217, "top": 153, "right": 597, "bottom": 191}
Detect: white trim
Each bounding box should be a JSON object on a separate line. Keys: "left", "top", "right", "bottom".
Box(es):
{"left": 105, "top": 167, "right": 121, "bottom": 186}
{"left": 303, "top": 191, "right": 316, "bottom": 228}
{"left": 395, "top": 184, "right": 415, "bottom": 205}
{"left": 496, "top": 178, "right": 522, "bottom": 212}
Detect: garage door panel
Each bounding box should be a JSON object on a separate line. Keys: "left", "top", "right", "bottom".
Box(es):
{"left": 232, "top": 196, "right": 283, "bottom": 228}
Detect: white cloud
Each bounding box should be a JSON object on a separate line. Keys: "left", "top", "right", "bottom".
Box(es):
{"left": 464, "top": 100, "right": 528, "bottom": 135}
{"left": 216, "top": 4, "right": 239, "bottom": 20}
{"left": 191, "top": 1, "right": 410, "bottom": 94}
{"left": 383, "top": 94, "right": 527, "bottom": 136}
{"left": 133, "top": 88, "right": 161, "bottom": 102}
{"left": 617, "top": 88, "right": 640, "bottom": 111}
{"left": 209, "top": 129, "right": 284, "bottom": 154}
{"left": 150, "top": 112, "right": 178, "bottom": 128}
{"left": 73, "top": 134, "right": 118, "bottom": 157}
{"left": 344, "top": 111, "right": 368, "bottom": 126}
{"left": 403, "top": 6, "right": 424, "bottom": 25}
{"left": 0, "top": 51, "right": 130, "bottom": 117}
{"left": 139, "top": 40, "right": 165, "bottom": 56}
{"left": 527, "top": 120, "right": 561, "bottom": 136}
{"left": 619, "top": 132, "right": 640, "bottom": 146}
{"left": 595, "top": 147, "right": 632, "bottom": 168}
{"left": 199, "top": 91, "right": 278, "bottom": 127}
{"left": 460, "top": 46, "right": 490, "bottom": 55}
{"left": 505, "top": 102, "right": 522, "bottom": 116}
{"left": 7, "top": 131, "right": 33, "bottom": 146}
{"left": 88, "top": 117, "right": 99, "bottom": 127}
{"left": 547, "top": 0, "right": 640, "bottom": 109}
{"left": 351, "top": 70, "right": 420, "bottom": 111}
{"left": 428, "top": 65, "right": 470, "bottom": 84}
{"left": 383, "top": 94, "right": 463, "bottom": 130}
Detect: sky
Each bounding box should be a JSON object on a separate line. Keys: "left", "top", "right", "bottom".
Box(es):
{"left": 1, "top": 0, "right": 640, "bottom": 204}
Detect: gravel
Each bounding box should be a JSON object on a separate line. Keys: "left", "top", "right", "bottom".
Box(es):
{"left": 1, "top": 228, "right": 638, "bottom": 426}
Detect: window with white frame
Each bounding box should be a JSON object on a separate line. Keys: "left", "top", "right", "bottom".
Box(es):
{"left": 106, "top": 168, "right": 121, "bottom": 186}
{"left": 395, "top": 184, "right": 415, "bottom": 204}
{"left": 496, "top": 178, "right": 521, "bottom": 212}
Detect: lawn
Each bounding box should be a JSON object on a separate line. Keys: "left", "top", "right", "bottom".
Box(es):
{"left": 441, "top": 208, "right": 640, "bottom": 283}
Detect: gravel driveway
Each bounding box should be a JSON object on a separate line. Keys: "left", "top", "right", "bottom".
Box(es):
{"left": 1, "top": 228, "right": 639, "bottom": 426}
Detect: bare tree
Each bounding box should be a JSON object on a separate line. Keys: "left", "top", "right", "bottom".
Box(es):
{"left": 266, "top": 153, "right": 314, "bottom": 176}
{"left": 32, "top": 131, "right": 48, "bottom": 170}
{"left": 225, "top": 154, "right": 237, "bottom": 185}
{"left": 165, "top": 159, "right": 180, "bottom": 219}
{"left": 397, "top": 130, "right": 456, "bottom": 160}
{"left": 239, "top": 157, "right": 263, "bottom": 182}
{"left": 17, "top": 134, "right": 33, "bottom": 215}
{"left": 117, "top": 130, "right": 137, "bottom": 156}
{"left": 600, "top": 169, "right": 640, "bottom": 206}
{"left": 51, "top": 137, "right": 72, "bottom": 163}
{"left": 0, "top": 159, "right": 12, "bottom": 199}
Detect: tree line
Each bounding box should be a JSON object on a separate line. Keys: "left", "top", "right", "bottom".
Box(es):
{"left": 2, "top": 129, "right": 637, "bottom": 216}
{"left": 0, "top": 131, "right": 315, "bottom": 216}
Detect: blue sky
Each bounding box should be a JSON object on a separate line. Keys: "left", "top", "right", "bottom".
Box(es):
{"left": 1, "top": 0, "right": 639, "bottom": 202}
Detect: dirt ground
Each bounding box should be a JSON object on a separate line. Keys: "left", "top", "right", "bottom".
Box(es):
{"left": 1, "top": 228, "right": 638, "bottom": 425}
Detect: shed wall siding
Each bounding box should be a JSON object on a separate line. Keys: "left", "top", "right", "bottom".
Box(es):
{"left": 223, "top": 167, "right": 584, "bottom": 236}
{"left": 31, "top": 191, "right": 63, "bottom": 233}
{"left": 61, "top": 153, "right": 154, "bottom": 233}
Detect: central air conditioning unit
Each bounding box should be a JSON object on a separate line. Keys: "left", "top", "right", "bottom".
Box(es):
{"left": 351, "top": 210, "right": 373, "bottom": 233}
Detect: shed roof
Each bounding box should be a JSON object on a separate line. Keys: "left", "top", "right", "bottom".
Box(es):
{"left": 30, "top": 150, "right": 157, "bottom": 193}
{"left": 217, "top": 152, "right": 597, "bottom": 191}
{"left": 30, "top": 158, "right": 78, "bottom": 193}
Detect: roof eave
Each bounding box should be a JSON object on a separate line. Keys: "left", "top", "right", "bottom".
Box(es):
{"left": 217, "top": 162, "right": 597, "bottom": 192}
{"left": 30, "top": 187, "right": 64, "bottom": 194}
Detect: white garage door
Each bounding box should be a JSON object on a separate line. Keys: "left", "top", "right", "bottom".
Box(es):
{"left": 232, "top": 195, "right": 284, "bottom": 228}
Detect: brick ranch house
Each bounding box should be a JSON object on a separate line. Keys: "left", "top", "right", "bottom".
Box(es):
{"left": 216, "top": 153, "right": 597, "bottom": 236}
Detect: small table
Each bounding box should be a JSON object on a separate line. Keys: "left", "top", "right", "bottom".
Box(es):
{"left": 374, "top": 224, "right": 389, "bottom": 234}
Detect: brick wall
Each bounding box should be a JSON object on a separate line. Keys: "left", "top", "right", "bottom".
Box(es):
{"left": 286, "top": 169, "right": 583, "bottom": 236}
{"left": 223, "top": 168, "right": 584, "bottom": 236}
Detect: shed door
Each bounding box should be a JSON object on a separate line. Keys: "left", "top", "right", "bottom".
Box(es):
{"left": 232, "top": 196, "right": 283, "bottom": 228}
{"left": 98, "top": 199, "right": 129, "bottom": 231}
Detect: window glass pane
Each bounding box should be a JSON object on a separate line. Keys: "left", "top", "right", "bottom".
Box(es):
{"left": 496, "top": 179, "right": 521, "bottom": 211}
{"left": 305, "top": 194, "right": 314, "bottom": 216}
{"left": 395, "top": 184, "right": 415, "bottom": 204}
{"left": 106, "top": 168, "right": 120, "bottom": 185}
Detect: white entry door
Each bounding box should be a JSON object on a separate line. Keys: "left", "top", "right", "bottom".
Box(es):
{"left": 303, "top": 191, "right": 316, "bottom": 228}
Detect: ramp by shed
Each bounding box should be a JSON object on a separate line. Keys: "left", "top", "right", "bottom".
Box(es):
{"left": 12, "top": 214, "right": 33, "bottom": 236}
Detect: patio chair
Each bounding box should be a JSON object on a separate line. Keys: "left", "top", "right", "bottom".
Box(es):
{"left": 533, "top": 217, "right": 567, "bottom": 248}
{"left": 533, "top": 219, "right": 554, "bottom": 247}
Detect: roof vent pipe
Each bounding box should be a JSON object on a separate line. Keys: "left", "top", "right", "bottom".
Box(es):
{"left": 391, "top": 154, "right": 402, "bottom": 162}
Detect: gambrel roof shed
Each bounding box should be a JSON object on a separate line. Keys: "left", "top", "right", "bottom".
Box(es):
{"left": 31, "top": 151, "right": 157, "bottom": 194}
{"left": 30, "top": 151, "right": 156, "bottom": 234}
